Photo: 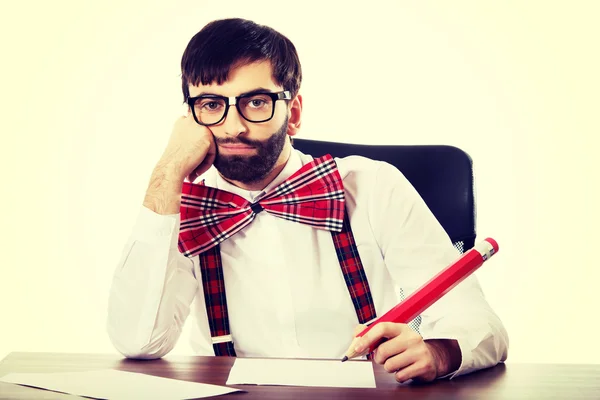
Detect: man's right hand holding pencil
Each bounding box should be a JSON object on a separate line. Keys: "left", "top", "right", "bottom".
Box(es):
{"left": 343, "top": 238, "right": 500, "bottom": 383}
{"left": 349, "top": 323, "right": 462, "bottom": 384}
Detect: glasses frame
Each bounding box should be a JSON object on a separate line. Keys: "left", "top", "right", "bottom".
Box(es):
{"left": 186, "top": 90, "right": 291, "bottom": 126}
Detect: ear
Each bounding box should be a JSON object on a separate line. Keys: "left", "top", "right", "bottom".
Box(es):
{"left": 287, "top": 93, "right": 303, "bottom": 137}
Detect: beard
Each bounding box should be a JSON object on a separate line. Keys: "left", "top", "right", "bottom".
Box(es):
{"left": 213, "top": 116, "right": 289, "bottom": 184}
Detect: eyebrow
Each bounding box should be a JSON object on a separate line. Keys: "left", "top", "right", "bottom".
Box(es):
{"left": 193, "top": 87, "right": 275, "bottom": 98}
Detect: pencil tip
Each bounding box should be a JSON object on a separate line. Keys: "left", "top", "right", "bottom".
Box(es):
{"left": 341, "top": 356, "right": 348, "bottom": 362}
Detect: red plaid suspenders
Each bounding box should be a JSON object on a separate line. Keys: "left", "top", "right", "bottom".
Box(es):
{"left": 198, "top": 211, "right": 377, "bottom": 357}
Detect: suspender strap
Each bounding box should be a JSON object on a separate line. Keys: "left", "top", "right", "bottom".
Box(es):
{"left": 199, "top": 209, "right": 377, "bottom": 357}
{"left": 332, "top": 212, "right": 377, "bottom": 324}
{"left": 199, "top": 244, "right": 236, "bottom": 356}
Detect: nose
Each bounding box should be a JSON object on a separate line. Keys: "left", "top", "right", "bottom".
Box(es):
{"left": 222, "top": 104, "right": 248, "bottom": 137}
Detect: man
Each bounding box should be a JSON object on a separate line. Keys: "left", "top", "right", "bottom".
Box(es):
{"left": 107, "top": 17, "right": 508, "bottom": 384}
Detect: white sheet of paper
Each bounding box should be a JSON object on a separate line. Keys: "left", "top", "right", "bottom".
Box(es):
{"left": 0, "top": 369, "right": 242, "bottom": 400}
{"left": 226, "top": 358, "right": 376, "bottom": 388}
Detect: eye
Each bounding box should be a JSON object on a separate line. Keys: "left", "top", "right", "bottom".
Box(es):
{"left": 197, "top": 98, "right": 225, "bottom": 112}
{"left": 249, "top": 99, "right": 266, "bottom": 108}
{"left": 204, "top": 101, "right": 220, "bottom": 110}
{"left": 243, "top": 95, "right": 271, "bottom": 109}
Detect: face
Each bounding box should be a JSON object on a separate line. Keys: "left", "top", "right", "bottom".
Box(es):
{"left": 188, "top": 61, "right": 301, "bottom": 185}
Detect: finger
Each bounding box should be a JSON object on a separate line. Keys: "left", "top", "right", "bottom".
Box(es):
{"left": 206, "top": 138, "right": 217, "bottom": 160}
{"left": 395, "top": 359, "right": 436, "bottom": 384}
{"left": 372, "top": 335, "right": 411, "bottom": 364}
{"left": 373, "top": 332, "right": 424, "bottom": 364}
{"left": 193, "top": 150, "right": 215, "bottom": 179}
{"left": 188, "top": 167, "right": 201, "bottom": 183}
{"left": 379, "top": 345, "right": 419, "bottom": 371}
{"left": 355, "top": 322, "right": 406, "bottom": 353}
{"left": 180, "top": 103, "right": 191, "bottom": 118}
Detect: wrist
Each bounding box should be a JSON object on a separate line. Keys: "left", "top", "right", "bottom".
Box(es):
{"left": 143, "top": 163, "right": 185, "bottom": 215}
{"left": 155, "top": 156, "right": 186, "bottom": 182}
{"left": 149, "top": 164, "right": 184, "bottom": 193}
{"left": 425, "top": 339, "right": 462, "bottom": 378}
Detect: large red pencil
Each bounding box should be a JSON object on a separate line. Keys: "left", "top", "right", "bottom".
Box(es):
{"left": 342, "top": 237, "right": 499, "bottom": 361}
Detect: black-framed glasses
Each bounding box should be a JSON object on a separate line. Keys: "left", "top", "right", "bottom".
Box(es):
{"left": 186, "top": 90, "right": 291, "bottom": 126}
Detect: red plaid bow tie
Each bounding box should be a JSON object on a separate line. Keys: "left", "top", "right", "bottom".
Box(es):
{"left": 178, "top": 154, "right": 345, "bottom": 257}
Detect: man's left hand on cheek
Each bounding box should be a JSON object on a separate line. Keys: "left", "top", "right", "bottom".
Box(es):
{"left": 353, "top": 322, "right": 462, "bottom": 384}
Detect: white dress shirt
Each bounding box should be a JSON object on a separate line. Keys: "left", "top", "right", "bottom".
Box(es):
{"left": 106, "top": 149, "right": 508, "bottom": 379}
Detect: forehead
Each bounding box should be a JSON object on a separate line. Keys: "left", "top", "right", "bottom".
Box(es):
{"left": 188, "top": 60, "right": 281, "bottom": 97}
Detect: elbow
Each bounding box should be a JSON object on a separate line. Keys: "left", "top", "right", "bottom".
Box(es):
{"left": 496, "top": 319, "right": 510, "bottom": 362}
{"left": 477, "top": 316, "right": 510, "bottom": 366}
{"left": 106, "top": 321, "right": 176, "bottom": 360}
{"left": 112, "top": 341, "right": 169, "bottom": 361}
{"left": 486, "top": 307, "right": 510, "bottom": 363}
{"left": 117, "top": 350, "right": 168, "bottom": 361}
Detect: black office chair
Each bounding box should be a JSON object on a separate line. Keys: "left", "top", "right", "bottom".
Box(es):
{"left": 293, "top": 138, "right": 477, "bottom": 334}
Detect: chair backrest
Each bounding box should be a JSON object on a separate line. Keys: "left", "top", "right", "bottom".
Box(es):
{"left": 293, "top": 138, "right": 477, "bottom": 253}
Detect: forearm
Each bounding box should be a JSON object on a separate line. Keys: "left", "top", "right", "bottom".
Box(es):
{"left": 143, "top": 161, "right": 184, "bottom": 215}
{"left": 107, "top": 207, "right": 198, "bottom": 359}
{"left": 107, "top": 247, "right": 197, "bottom": 359}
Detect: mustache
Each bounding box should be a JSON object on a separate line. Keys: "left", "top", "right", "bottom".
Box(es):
{"left": 215, "top": 136, "right": 264, "bottom": 146}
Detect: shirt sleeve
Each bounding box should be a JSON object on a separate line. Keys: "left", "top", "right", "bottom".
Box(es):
{"left": 106, "top": 206, "right": 202, "bottom": 359}
{"left": 368, "top": 161, "right": 509, "bottom": 379}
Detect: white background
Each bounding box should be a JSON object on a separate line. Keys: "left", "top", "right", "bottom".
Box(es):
{"left": 1, "top": 1, "right": 599, "bottom": 365}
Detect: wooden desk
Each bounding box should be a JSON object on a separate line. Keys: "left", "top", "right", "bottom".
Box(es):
{"left": 0, "top": 352, "right": 599, "bottom": 399}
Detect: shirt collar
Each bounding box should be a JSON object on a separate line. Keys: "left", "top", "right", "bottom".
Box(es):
{"left": 214, "top": 148, "right": 303, "bottom": 202}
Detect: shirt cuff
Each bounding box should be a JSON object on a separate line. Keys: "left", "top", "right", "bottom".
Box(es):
{"left": 433, "top": 336, "right": 473, "bottom": 380}
{"left": 420, "top": 328, "right": 474, "bottom": 380}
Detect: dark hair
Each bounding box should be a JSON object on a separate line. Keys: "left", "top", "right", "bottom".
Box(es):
{"left": 180, "top": 18, "right": 302, "bottom": 102}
